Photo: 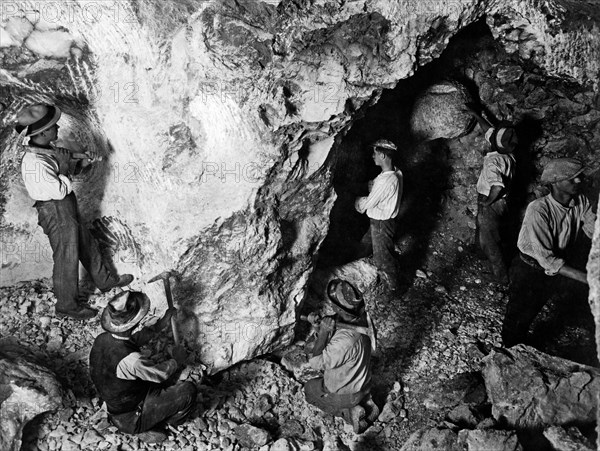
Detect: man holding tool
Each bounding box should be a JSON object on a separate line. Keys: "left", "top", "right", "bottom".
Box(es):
{"left": 303, "top": 279, "right": 377, "bottom": 434}
{"left": 17, "top": 104, "right": 133, "bottom": 320}
{"left": 502, "top": 158, "right": 596, "bottom": 347}
{"left": 89, "top": 290, "right": 197, "bottom": 443}
{"left": 464, "top": 103, "right": 517, "bottom": 284}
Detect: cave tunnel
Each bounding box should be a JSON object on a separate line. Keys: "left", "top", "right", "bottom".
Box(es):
{"left": 1, "top": 2, "right": 600, "bottom": 450}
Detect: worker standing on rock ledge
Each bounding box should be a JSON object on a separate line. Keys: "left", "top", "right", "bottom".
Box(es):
{"left": 502, "top": 158, "right": 596, "bottom": 347}
{"left": 465, "top": 104, "right": 518, "bottom": 285}
{"left": 16, "top": 104, "right": 133, "bottom": 320}
{"left": 89, "top": 290, "right": 197, "bottom": 444}
{"left": 354, "top": 139, "right": 403, "bottom": 293}
{"left": 304, "top": 279, "right": 378, "bottom": 434}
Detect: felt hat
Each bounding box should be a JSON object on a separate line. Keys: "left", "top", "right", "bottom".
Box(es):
{"left": 371, "top": 139, "right": 397, "bottom": 152}
{"left": 15, "top": 104, "right": 61, "bottom": 137}
{"left": 485, "top": 127, "right": 517, "bottom": 152}
{"left": 327, "top": 279, "right": 364, "bottom": 316}
{"left": 101, "top": 291, "right": 150, "bottom": 333}
{"left": 540, "top": 158, "right": 585, "bottom": 184}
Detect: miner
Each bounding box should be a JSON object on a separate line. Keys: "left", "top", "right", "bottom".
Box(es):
{"left": 17, "top": 104, "right": 133, "bottom": 320}
{"left": 466, "top": 104, "right": 518, "bottom": 284}
{"left": 502, "top": 158, "right": 596, "bottom": 347}
{"left": 304, "top": 279, "right": 378, "bottom": 434}
{"left": 89, "top": 290, "right": 197, "bottom": 443}
{"left": 354, "top": 139, "right": 403, "bottom": 292}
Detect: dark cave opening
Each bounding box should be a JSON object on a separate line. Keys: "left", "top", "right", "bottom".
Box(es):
{"left": 315, "top": 16, "right": 599, "bottom": 369}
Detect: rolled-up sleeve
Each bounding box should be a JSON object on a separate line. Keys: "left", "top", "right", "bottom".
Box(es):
{"left": 582, "top": 200, "right": 596, "bottom": 239}
{"left": 116, "top": 352, "right": 178, "bottom": 383}
{"left": 519, "top": 207, "right": 564, "bottom": 275}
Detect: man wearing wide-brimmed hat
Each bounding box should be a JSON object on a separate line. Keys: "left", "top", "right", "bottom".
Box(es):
{"left": 89, "top": 290, "right": 197, "bottom": 443}
{"left": 502, "top": 158, "right": 596, "bottom": 347}
{"left": 465, "top": 103, "right": 518, "bottom": 284}
{"left": 17, "top": 103, "right": 133, "bottom": 320}
{"left": 354, "top": 139, "right": 403, "bottom": 292}
{"left": 303, "top": 279, "right": 377, "bottom": 434}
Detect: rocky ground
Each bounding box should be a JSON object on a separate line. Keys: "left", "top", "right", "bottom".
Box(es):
{"left": 1, "top": 221, "right": 597, "bottom": 451}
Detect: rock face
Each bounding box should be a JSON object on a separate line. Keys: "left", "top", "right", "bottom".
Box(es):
{"left": 587, "top": 198, "right": 600, "bottom": 440}
{"left": 482, "top": 345, "right": 600, "bottom": 429}
{"left": 410, "top": 81, "right": 474, "bottom": 141}
{"left": 0, "top": 343, "right": 64, "bottom": 451}
{"left": 1, "top": 0, "right": 600, "bottom": 372}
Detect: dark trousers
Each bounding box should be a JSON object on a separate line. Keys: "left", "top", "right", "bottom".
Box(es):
{"left": 35, "top": 193, "right": 118, "bottom": 311}
{"left": 477, "top": 196, "right": 508, "bottom": 281}
{"left": 304, "top": 377, "right": 367, "bottom": 417}
{"left": 502, "top": 257, "right": 587, "bottom": 347}
{"left": 110, "top": 381, "right": 197, "bottom": 434}
{"left": 359, "top": 218, "right": 398, "bottom": 289}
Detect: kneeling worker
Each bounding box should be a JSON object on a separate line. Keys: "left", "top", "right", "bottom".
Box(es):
{"left": 304, "top": 279, "right": 377, "bottom": 434}
{"left": 89, "top": 291, "right": 197, "bottom": 442}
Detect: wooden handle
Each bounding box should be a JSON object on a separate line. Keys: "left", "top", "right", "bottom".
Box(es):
{"left": 163, "top": 278, "right": 180, "bottom": 346}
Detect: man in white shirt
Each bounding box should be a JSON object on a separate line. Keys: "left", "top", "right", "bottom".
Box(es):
{"left": 17, "top": 104, "right": 133, "bottom": 320}
{"left": 90, "top": 291, "right": 196, "bottom": 443}
{"left": 502, "top": 158, "right": 596, "bottom": 347}
{"left": 354, "top": 139, "right": 403, "bottom": 292}
{"left": 466, "top": 104, "right": 518, "bottom": 284}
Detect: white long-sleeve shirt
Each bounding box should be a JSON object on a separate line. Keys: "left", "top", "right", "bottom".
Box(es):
{"left": 518, "top": 193, "right": 596, "bottom": 275}
{"left": 21, "top": 150, "right": 72, "bottom": 201}
{"left": 354, "top": 169, "right": 403, "bottom": 220}
{"left": 476, "top": 151, "right": 515, "bottom": 197}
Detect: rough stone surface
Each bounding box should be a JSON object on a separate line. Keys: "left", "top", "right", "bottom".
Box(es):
{"left": 400, "top": 427, "right": 461, "bottom": 451}
{"left": 543, "top": 426, "right": 596, "bottom": 451}
{"left": 588, "top": 197, "right": 600, "bottom": 441}
{"left": 0, "top": 343, "right": 64, "bottom": 451}
{"left": 410, "top": 81, "right": 474, "bottom": 141}
{"left": 457, "top": 429, "right": 522, "bottom": 451}
{"left": 1, "top": 0, "right": 600, "bottom": 375}
{"left": 234, "top": 423, "right": 271, "bottom": 448}
{"left": 482, "top": 345, "right": 600, "bottom": 429}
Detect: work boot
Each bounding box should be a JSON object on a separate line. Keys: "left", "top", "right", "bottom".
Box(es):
{"left": 363, "top": 395, "right": 380, "bottom": 423}
{"left": 56, "top": 304, "right": 98, "bottom": 320}
{"left": 102, "top": 274, "right": 134, "bottom": 292}
{"left": 350, "top": 405, "right": 367, "bottom": 434}
{"left": 137, "top": 430, "right": 167, "bottom": 444}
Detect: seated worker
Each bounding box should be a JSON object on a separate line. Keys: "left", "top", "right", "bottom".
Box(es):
{"left": 89, "top": 291, "right": 197, "bottom": 443}
{"left": 465, "top": 104, "right": 518, "bottom": 284}
{"left": 502, "top": 158, "right": 596, "bottom": 347}
{"left": 304, "top": 279, "right": 377, "bottom": 434}
{"left": 17, "top": 104, "right": 133, "bottom": 320}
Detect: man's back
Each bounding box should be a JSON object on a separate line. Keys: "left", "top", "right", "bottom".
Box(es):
{"left": 89, "top": 332, "right": 153, "bottom": 414}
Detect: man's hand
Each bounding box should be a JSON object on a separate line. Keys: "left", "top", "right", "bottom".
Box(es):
{"left": 158, "top": 307, "right": 177, "bottom": 330}
{"left": 55, "top": 148, "right": 71, "bottom": 175}
{"left": 319, "top": 316, "right": 336, "bottom": 333}
{"left": 172, "top": 345, "right": 187, "bottom": 366}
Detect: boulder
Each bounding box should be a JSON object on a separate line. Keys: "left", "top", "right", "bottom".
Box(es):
{"left": 482, "top": 345, "right": 600, "bottom": 429}
{"left": 400, "top": 428, "right": 461, "bottom": 451}
{"left": 542, "top": 426, "right": 595, "bottom": 451}
{"left": 410, "top": 81, "right": 475, "bottom": 141}
{"left": 234, "top": 423, "right": 271, "bottom": 448}
{"left": 458, "top": 429, "right": 522, "bottom": 451}
{"left": 0, "top": 343, "right": 64, "bottom": 451}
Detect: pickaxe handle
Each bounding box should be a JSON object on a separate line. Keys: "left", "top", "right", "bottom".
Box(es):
{"left": 163, "top": 278, "right": 181, "bottom": 346}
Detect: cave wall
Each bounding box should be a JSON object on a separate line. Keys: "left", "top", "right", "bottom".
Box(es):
{"left": 1, "top": 0, "right": 600, "bottom": 371}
